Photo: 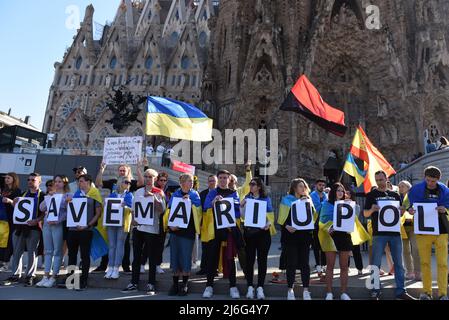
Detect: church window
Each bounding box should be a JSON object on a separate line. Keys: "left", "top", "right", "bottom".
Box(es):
{"left": 110, "top": 56, "right": 117, "bottom": 69}
{"left": 181, "top": 56, "right": 190, "bottom": 69}
{"left": 75, "top": 57, "right": 83, "bottom": 70}
{"left": 145, "top": 56, "right": 153, "bottom": 69}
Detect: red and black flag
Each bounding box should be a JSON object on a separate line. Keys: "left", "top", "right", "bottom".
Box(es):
{"left": 280, "top": 75, "right": 347, "bottom": 137}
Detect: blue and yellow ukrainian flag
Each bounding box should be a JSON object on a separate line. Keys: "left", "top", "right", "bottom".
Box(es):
{"left": 343, "top": 153, "right": 366, "bottom": 187}
{"left": 146, "top": 96, "right": 213, "bottom": 142}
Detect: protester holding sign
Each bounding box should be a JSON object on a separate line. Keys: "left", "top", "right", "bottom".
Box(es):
{"left": 202, "top": 169, "right": 242, "bottom": 299}
{"left": 0, "top": 172, "right": 21, "bottom": 272}
{"left": 5, "top": 173, "right": 44, "bottom": 287}
{"left": 36, "top": 175, "right": 70, "bottom": 288}
{"left": 277, "top": 178, "right": 316, "bottom": 300}
{"left": 406, "top": 166, "right": 449, "bottom": 300}
{"left": 240, "top": 177, "right": 276, "bottom": 300}
{"left": 95, "top": 161, "right": 144, "bottom": 273}
{"left": 66, "top": 175, "right": 102, "bottom": 290}
{"left": 319, "top": 183, "right": 357, "bottom": 300}
{"left": 310, "top": 178, "right": 328, "bottom": 277}
{"left": 121, "top": 169, "right": 166, "bottom": 295}
{"left": 104, "top": 179, "right": 133, "bottom": 280}
{"left": 163, "top": 174, "right": 202, "bottom": 296}
{"left": 364, "top": 170, "right": 415, "bottom": 300}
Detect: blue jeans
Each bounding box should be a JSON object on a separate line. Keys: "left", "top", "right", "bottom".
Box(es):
{"left": 372, "top": 235, "right": 405, "bottom": 296}
{"left": 43, "top": 222, "right": 64, "bottom": 276}
{"left": 107, "top": 227, "right": 127, "bottom": 267}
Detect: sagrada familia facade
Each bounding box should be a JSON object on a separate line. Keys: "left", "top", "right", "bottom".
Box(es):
{"left": 43, "top": 0, "right": 449, "bottom": 187}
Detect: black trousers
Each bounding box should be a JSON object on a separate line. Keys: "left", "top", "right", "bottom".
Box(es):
{"left": 122, "top": 233, "right": 131, "bottom": 270}
{"left": 206, "top": 238, "right": 236, "bottom": 288}
{"left": 67, "top": 230, "right": 93, "bottom": 284}
{"left": 245, "top": 231, "right": 271, "bottom": 288}
{"left": 285, "top": 232, "right": 312, "bottom": 288}
{"left": 199, "top": 241, "right": 209, "bottom": 271}
{"left": 131, "top": 229, "right": 159, "bottom": 285}
{"left": 312, "top": 228, "right": 326, "bottom": 266}
{"left": 351, "top": 245, "right": 364, "bottom": 271}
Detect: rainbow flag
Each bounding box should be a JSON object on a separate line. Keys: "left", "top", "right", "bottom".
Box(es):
{"left": 146, "top": 96, "right": 213, "bottom": 142}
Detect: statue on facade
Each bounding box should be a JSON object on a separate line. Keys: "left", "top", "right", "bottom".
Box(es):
{"left": 105, "top": 85, "right": 147, "bottom": 132}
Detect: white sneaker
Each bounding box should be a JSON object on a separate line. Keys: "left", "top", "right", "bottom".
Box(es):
{"left": 43, "top": 277, "right": 56, "bottom": 288}
{"left": 287, "top": 289, "right": 295, "bottom": 300}
{"left": 256, "top": 287, "right": 265, "bottom": 300}
{"left": 140, "top": 265, "right": 145, "bottom": 274}
{"left": 316, "top": 265, "right": 323, "bottom": 274}
{"left": 111, "top": 267, "right": 120, "bottom": 279}
{"left": 156, "top": 265, "right": 165, "bottom": 274}
{"left": 303, "top": 290, "right": 312, "bottom": 300}
{"left": 104, "top": 268, "right": 113, "bottom": 279}
{"left": 230, "top": 287, "right": 240, "bottom": 299}
{"left": 325, "top": 292, "right": 334, "bottom": 300}
{"left": 203, "top": 286, "right": 214, "bottom": 299}
{"left": 36, "top": 276, "right": 49, "bottom": 287}
{"left": 246, "top": 286, "right": 255, "bottom": 299}
{"left": 341, "top": 293, "right": 351, "bottom": 300}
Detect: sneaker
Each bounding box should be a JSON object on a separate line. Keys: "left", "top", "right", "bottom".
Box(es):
{"left": 178, "top": 284, "right": 188, "bottom": 296}
{"left": 122, "top": 267, "right": 132, "bottom": 274}
{"left": 256, "top": 287, "right": 265, "bottom": 300}
{"left": 110, "top": 268, "right": 120, "bottom": 279}
{"left": 246, "top": 286, "right": 255, "bottom": 299}
{"left": 287, "top": 289, "right": 295, "bottom": 300}
{"left": 168, "top": 284, "right": 179, "bottom": 296}
{"left": 140, "top": 265, "right": 145, "bottom": 274}
{"left": 44, "top": 277, "right": 56, "bottom": 288}
{"left": 230, "top": 287, "right": 240, "bottom": 299}
{"left": 439, "top": 295, "right": 449, "bottom": 300}
{"left": 396, "top": 292, "right": 417, "bottom": 300}
{"left": 91, "top": 266, "right": 106, "bottom": 273}
{"left": 419, "top": 293, "right": 432, "bottom": 300}
{"left": 358, "top": 270, "right": 363, "bottom": 276}
{"left": 2, "top": 276, "right": 20, "bottom": 286}
{"left": 146, "top": 283, "right": 156, "bottom": 295}
{"left": 316, "top": 265, "right": 323, "bottom": 274}
{"left": 341, "top": 293, "right": 351, "bottom": 300}
{"left": 370, "top": 290, "right": 381, "bottom": 300}
{"left": 121, "top": 283, "right": 138, "bottom": 293}
{"left": 303, "top": 290, "right": 312, "bottom": 300}
{"left": 325, "top": 292, "right": 333, "bottom": 300}
{"left": 24, "top": 277, "right": 35, "bottom": 287}
{"left": 36, "top": 276, "right": 49, "bottom": 288}
{"left": 156, "top": 265, "right": 165, "bottom": 274}
{"left": 202, "top": 286, "right": 214, "bottom": 299}
{"left": 104, "top": 268, "right": 113, "bottom": 279}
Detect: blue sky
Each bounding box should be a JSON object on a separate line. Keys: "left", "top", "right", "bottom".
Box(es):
{"left": 0, "top": 0, "right": 121, "bottom": 129}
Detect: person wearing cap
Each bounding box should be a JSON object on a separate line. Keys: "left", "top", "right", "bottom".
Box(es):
{"left": 69, "top": 167, "right": 90, "bottom": 194}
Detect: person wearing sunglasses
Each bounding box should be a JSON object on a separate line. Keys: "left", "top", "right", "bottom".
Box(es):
{"left": 4, "top": 173, "right": 45, "bottom": 287}
{"left": 121, "top": 169, "right": 166, "bottom": 295}
{"left": 240, "top": 177, "right": 276, "bottom": 300}
{"left": 94, "top": 161, "right": 144, "bottom": 273}
{"left": 163, "top": 173, "right": 202, "bottom": 296}
{"left": 104, "top": 179, "right": 134, "bottom": 280}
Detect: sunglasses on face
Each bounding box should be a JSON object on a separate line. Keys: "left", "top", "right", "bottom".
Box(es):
{"left": 249, "top": 182, "right": 257, "bottom": 186}
{"left": 123, "top": 181, "right": 131, "bottom": 185}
